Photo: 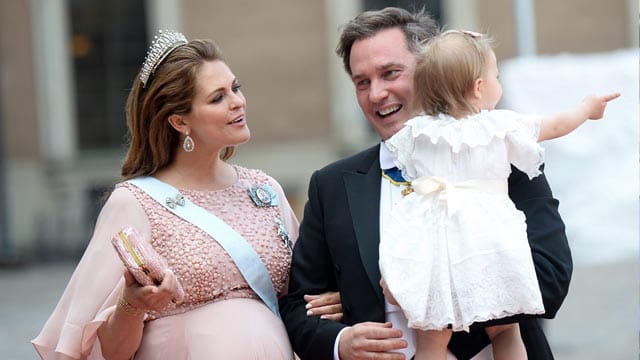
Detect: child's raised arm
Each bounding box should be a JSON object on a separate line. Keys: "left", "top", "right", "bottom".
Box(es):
{"left": 538, "top": 92, "right": 620, "bottom": 142}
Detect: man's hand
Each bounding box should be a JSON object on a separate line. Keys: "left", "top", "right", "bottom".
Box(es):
{"left": 338, "top": 322, "right": 408, "bottom": 359}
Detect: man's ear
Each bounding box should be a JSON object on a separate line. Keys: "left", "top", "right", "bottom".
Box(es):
{"left": 167, "top": 114, "right": 189, "bottom": 134}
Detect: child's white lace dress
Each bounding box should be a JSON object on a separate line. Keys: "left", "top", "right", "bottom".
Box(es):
{"left": 380, "top": 109, "right": 546, "bottom": 332}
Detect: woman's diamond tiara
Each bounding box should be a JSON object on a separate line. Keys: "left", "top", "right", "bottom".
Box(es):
{"left": 139, "top": 30, "right": 188, "bottom": 87}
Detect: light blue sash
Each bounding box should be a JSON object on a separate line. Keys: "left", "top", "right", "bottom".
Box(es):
{"left": 127, "top": 176, "right": 280, "bottom": 318}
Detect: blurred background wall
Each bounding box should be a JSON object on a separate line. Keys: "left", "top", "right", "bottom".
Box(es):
{"left": 0, "top": 0, "right": 637, "bottom": 358}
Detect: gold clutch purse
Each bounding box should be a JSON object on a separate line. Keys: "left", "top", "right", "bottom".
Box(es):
{"left": 111, "top": 227, "right": 185, "bottom": 300}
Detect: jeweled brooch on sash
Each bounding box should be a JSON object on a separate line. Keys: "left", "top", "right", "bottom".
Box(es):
{"left": 248, "top": 184, "right": 278, "bottom": 207}
{"left": 165, "top": 193, "right": 185, "bottom": 209}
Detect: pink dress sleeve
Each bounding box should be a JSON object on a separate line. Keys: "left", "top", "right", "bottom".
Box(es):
{"left": 31, "top": 186, "right": 151, "bottom": 359}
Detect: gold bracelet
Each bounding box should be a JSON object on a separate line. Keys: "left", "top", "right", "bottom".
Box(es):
{"left": 117, "top": 296, "right": 145, "bottom": 317}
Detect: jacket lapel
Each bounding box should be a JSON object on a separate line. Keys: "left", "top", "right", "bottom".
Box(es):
{"left": 343, "top": 145, "right": 384, "bottom": 300}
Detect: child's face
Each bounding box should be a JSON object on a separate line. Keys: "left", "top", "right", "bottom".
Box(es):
{"left": 478, "top": 50, "right": 503, "bottom": 110}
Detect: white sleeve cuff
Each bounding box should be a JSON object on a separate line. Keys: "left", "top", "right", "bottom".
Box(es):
{"left": 333, "top": 326, "right": 350, "bottom": 360}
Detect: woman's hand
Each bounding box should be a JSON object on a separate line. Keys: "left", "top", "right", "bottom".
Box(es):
{"left": 304, "top": 291, "right": 343, "bottom": 321}
{"left": 99, "top": 268, "right": 183, "bottom": 360}
{"left": 122, "top": 269, "right": 183, "bottom": 314}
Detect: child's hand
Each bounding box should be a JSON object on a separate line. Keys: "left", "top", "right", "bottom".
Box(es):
{"left": 380, "top": 278, "right": 399, "bottom": 306}
{"left": 583, "top": 92, "right": 621, "bottom": 120}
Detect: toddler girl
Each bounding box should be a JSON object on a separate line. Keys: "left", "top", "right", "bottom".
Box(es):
{"left": 379, "top": 29, "right": 619, "bottom": 360}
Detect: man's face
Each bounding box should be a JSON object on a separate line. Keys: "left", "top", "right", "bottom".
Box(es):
{"left": 349, "top": 27, "right": 418, "bottom": 141}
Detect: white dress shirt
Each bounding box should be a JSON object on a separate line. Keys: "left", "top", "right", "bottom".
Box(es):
{"left": 379, "top": 143, "right": 418, "bottom": 359}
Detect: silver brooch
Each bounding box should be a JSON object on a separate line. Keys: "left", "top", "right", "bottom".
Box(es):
{"left": 165, "top": 193, "right": 185, "bottom": 209}
{"left": 274, "top": 218, "right": 292, "bottom": 252}
{"left": 248, "top": 184, "right": 278, "bottom": 207}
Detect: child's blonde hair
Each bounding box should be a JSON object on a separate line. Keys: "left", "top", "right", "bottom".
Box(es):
{"left": 414, "top": 30, "right": 495, "bottom": 118}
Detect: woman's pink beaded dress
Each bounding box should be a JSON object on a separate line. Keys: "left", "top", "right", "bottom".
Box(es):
{"left": 32, "top": 166, "right": 298, "bottom": 359}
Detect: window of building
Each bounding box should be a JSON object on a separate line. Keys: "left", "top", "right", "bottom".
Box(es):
{"left": 68, "top": 0, "right": 147, "bottom": 150}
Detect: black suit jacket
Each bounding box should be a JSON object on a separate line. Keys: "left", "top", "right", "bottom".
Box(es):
{"left": 280, "top": 144, "right": 572, "bottom": 360}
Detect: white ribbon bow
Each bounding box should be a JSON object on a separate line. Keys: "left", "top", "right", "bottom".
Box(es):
{"left": 412, "top": 176, "right": 507, "bottom": 216}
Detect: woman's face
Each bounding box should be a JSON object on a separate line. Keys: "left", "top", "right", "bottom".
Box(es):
{"left": 181, "top": 60, "right": 249, "bottom": 152}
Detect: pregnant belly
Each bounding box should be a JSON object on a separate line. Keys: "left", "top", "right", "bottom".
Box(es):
{"left": 135, "top": 298, "right": 293, "bottom": 360}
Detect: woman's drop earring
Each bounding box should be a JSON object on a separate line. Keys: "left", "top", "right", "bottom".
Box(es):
{"left": 183, "top": 132, "right": 195, "bottom": 152}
